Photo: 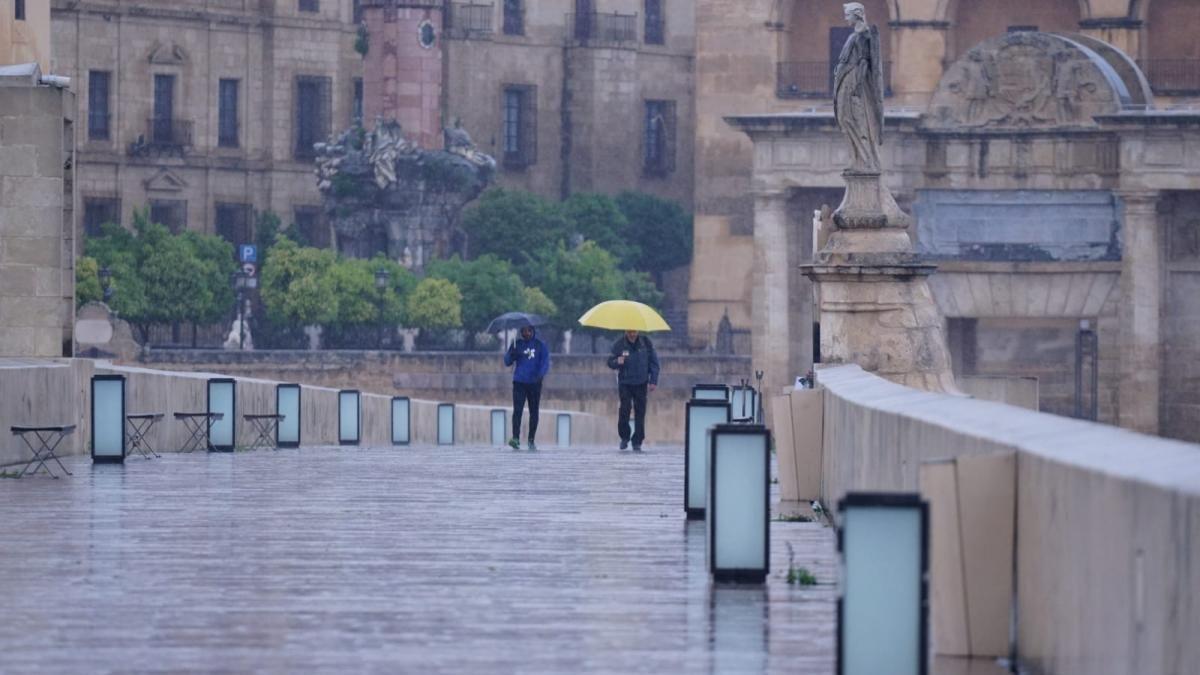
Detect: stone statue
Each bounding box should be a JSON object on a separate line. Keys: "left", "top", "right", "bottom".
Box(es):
{"left": 833, "top": 2, "right": 884, "bottom": 172}
{"left": 368, "top": 118, "right": 406, "bottom": 189}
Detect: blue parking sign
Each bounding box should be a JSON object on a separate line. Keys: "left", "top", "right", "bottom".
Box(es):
{"left": 239, "top": 244, "right": 257, "bottom": 263}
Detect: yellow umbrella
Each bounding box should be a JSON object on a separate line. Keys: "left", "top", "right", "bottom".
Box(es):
{"left": 578, "top": 300, "right": 671, "bottom": 332}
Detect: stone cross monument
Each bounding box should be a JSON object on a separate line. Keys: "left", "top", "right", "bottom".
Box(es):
{"left": 802, "top": 2, "right": 958, "bottom": 392}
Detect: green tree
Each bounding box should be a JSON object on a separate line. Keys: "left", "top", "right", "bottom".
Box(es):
{"left": 406, "top": 277, "right": 463, "bottom": 332}
{"left": 562, "top": 193, "right": 637, "bottom": 268}
{"left": 522, "top": 241, "right": 625, "bottom": 328}
{"left": 260, "top": 237, "right": 339, "bottom": 327}
{"left": 622, "top": 269, "right": 665, "bottom": 309}
{"left": 427, "top": 254, "right": 526, "bottom": 334}
{"left": 615, "top": 191, "right": 693, "bottom": 275}
{"left": 460, "top": 189, "right": 570, "bottom": 265}
{"left": 522, "top": 286, "right": 557, "bottom": 319}
{"left": 75, "top": 256, "right": 103, "bottom": 307}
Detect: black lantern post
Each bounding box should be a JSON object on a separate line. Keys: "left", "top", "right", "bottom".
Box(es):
{"left": 375, "top": 267, "right": 391, "bottom": 348}
{"left": 99, "top": 265, "right": 113, "bottom": 303}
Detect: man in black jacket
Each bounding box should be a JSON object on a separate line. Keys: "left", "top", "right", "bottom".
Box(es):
{"left": 606, "top": 330, "right": 660, "bottom": 451}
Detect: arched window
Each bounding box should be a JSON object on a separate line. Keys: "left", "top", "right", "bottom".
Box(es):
{"left": 779, "top": 0, "right": 891, "bottom": 99}
{"left": 947, "top": 0, "right": 1081, "bottom": 60}
{"left": 1145, "top": 0, "right": 1200, "bottom": 94}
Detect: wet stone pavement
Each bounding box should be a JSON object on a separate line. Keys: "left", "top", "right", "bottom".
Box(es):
{"left": 0, "top": 445, "right": 837, "bottom": 673}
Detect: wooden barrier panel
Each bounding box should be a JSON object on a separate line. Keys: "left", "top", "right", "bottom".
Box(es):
{"left": 788, "top": 388, "right": 823, "bottom": 501}
{"left": 920, "top": 452, "right": 1016, "bottom": 658}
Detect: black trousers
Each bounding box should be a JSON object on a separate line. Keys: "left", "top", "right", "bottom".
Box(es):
{"left": 618, "top": 383, "right": 648, "bottom": 445}
{"left": 512, "top": 381, "right": 542, "bottom": 441}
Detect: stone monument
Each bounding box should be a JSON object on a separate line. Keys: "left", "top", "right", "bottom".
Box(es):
{"left": 802, "top": 3, "right": 957, "bottom": 392}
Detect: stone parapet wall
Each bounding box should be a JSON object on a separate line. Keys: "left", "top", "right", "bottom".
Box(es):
{"left": 817, "top": 364, "right": 1200, "bottom": 675}
{"left": 135, "top": 350, "right": 754, "bottom": 444}
{"left": 0, "top": 359, "right": 612, "bottom": 467}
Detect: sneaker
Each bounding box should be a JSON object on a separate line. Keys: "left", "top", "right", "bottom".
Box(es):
{"left": 619, "top": 440, "right": 629, "bottom": 450}
{"left": 632, "top": 445, "right": 643, "bottom": 452}
{"left": 527, "top": 441, "right": 538, "bottom": 451}
{"left": 508, "top": 437, "right": 520, "bottom": 450}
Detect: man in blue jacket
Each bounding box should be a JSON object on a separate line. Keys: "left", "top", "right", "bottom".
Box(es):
{"left": 606, "top": 329, "right": 660, "bottom": 451}
{"left": 504, "top": 325, "right": 550, "bottom": 450}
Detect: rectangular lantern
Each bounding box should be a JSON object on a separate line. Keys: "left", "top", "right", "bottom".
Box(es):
{"left": 91, "top": 374, "right": 126, "bottom": 463}
{"left": 556, "top": 413, "right": 571, "bottom": 448}
{"left": 730, "top": 386, "right": 759, "bottom": 423}
{"left": 692, "top": 384, "right": 730, "bottom": 401}
{"left": 491, "top": 409, "right": 507, "bottom": 447}
{"left": 685, "top": 399, "right": 731, "bottom": 519}
{"left": 837, "top": 492, "right": 930, "bottom": 675}
{"left": 391, "top": 396, "right": 411, "bottom": 445}
{"left": 276, "top": 383, "right": 301, "bottom": 448}
{"left": 207, "top": 378, "right": 236, "bottom": 452}
{"left": 338, "top": 389, "right": 361, "bottom": 445}
{"left": 437, "top": 403, "right": 455, "bottom": 445}
{"left": 707, "top": 423, "right": 770, "bottom": 582}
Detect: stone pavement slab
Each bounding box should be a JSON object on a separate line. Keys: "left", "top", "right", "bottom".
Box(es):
{"left": 0, "top": 444, "right": 836, "bottom": 673}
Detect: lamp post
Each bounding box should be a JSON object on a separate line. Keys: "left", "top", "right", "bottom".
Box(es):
{"left": 99, "top": 265, "right": 113, "bottom": 303}
{"left": 375, "top": 267, "right": 390, "bottom": 348}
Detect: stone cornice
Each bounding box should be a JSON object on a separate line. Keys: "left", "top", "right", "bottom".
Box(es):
{"left": 888, "top": 20, "right": 950, "bottom": 30}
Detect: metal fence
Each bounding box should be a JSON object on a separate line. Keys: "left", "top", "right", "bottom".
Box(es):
{"left": 447, "top": 3, "right": 493, "bottom": 39}
{"left": 776, "top": 60, "right": 893, "bottom": 99}
{"left": 567, "top": 12, "right": 638, "bottom": 45}
{"left": 1139, "top": 59, "right": 1200, "bottom": 95}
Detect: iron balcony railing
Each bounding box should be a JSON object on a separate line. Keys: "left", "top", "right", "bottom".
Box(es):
{"left": 776, "top": 60, "right": 894, "bottom": 99}
{"left": 447, "top": 3, "right": 493, "bottom": 39}
{"left": 1139, "top": 59, "right": 1200, "bottom": 95}
{"left": 149, "top": 117, "right": 193, "bottom": 148}
{"left": 568, "top": 11, "right": 638, "bottom": 45}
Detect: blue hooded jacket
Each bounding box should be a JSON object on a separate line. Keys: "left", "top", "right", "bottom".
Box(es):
{"left": 504, "top": 328, "right": 551, "bottom": 384}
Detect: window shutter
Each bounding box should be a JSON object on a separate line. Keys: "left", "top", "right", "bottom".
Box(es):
{"left": 523, "top": 86, "right": 538, "bottom": 166}
{"left": 664, "top": 100, "right": 677, "bottom": 173}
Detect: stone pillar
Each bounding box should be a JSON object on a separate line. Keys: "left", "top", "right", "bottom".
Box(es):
{"left": 1117, "top": 193, "right": 1161, "bottom": 434}
{"left": 887, "top": 21, "right": 950, "bottom": 106}
{"left": 803, "top": 172, "right": 958, "bottom": 394}
{"left": 751, "top": 189, "right": 795, "bottom": 397}
{"left": 362, "top": 0, "right": 443, "bottom": 148}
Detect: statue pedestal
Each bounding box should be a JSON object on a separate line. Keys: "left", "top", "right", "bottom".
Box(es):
{"left": 805, "top": 173, "right": 959, "bottom": 394}
{"left": 833, "top": 170, "right": 913, "bottom": 230}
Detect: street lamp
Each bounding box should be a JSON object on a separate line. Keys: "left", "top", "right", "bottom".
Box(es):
{"left": 375, "top": 267, "right": 391, "bottom": 348}
{"left": 99, "top": 265, "right": 113, "bottom": 303}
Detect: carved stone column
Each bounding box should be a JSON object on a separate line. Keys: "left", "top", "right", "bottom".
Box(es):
{"left": 1117, "top": 193, "right": 1161, "bottom": 434}
{"left": 751, "top": 188, "right": 802, "bottom": 397}
{"left": 804, "top": 179, "right": 958, "bottom": 394}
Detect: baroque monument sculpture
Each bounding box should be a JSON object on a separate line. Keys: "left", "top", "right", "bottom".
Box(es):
{"left": 315, "top": 117, "right": 495, "bottom": 271}
{"left": 803, "top": 3, "right": 958, "bottom": 393}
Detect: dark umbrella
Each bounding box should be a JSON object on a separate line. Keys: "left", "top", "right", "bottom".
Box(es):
{"left": 486, "top": 311, "right": 548, "bottom": 334}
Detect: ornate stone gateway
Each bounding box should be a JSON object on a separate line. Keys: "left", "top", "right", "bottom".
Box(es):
{"left": 314, "top": 119, "right": 495, "bottom": 270}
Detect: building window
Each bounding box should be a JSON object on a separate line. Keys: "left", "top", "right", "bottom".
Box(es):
{"left": 352, "top": 78, "right": 364, "bottom": 127}
{"left": 643, "top": 99, "right": 676, "bottom": 176}
{"left": 88, "top": 71, "right": 111, "bottom": 141}
{"left": 83, "top": 198, "right": 120, "bottom": 238}
{"left": 15, "top": 0, "right": 25, "bottom": 21}
{"left": 294, "top": 75, "right": 331, "bottom": 159}
{"left": 149, "top": 199, "right": 187, "bottom": 234}
{"left": 644, "top": 0, "right": 664, "bottom": 45}
{"left": 353, "top": 0, "right": 363, "bottom": 23}
{"left": 152, "top": 73, "right": 177, "bottom": 143}
{"left": 299, "top": 0, "right": 318, "bottom": 12}
{"left": 501, "top": 84, "right": 536, "bottom": 168}
{"left": 215, "top": 203, "right": 252, "bottom": 248}
{"left": 294, "top": 206, "right": 329, "bottom": 248}
{"left": 503, "top": 0, "right": 524, "bottom": 36}
{"left": 218, "top": 79, "right": 239, "bottom": 148}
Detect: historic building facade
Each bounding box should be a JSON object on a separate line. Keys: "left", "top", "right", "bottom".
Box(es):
{"left": 695, "top": 0, "right": 1200, "bottom": 441}
{"left": 1, "top": 0, "right": 76, "bottom": 357}
{"left": 50, "top": 0, "right": 693, "bottom": 257}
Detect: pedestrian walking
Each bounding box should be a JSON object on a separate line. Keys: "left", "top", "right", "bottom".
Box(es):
{"left": 606, "top": 329, "right": 660, "bottom": 451}
{"left": 504, "top": 325, "right": 550, "bottom": 451}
